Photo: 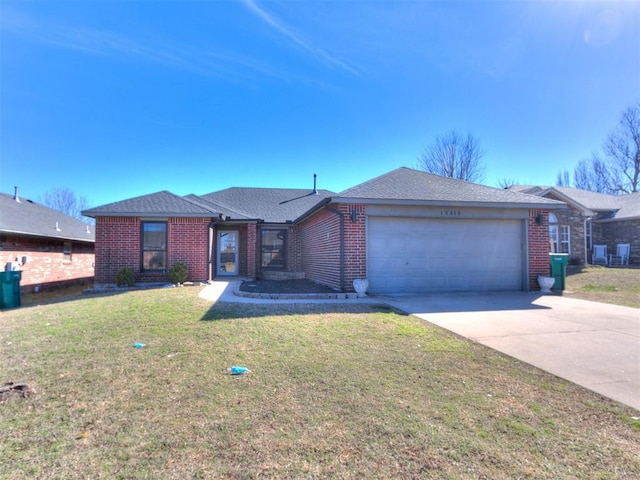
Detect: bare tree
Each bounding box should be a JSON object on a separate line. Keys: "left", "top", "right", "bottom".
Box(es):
{"left": 603, "top": 102, "right": 640, "bottom": 193}
{"left": 575, "top": 103, "right": 640, "bottom": 194}
{"left": 556, "top": 169, "right": 571, "bottom": 187}
{"left": 417, "top": 130, "right": 486, "bottom": 183}
{"left": 41, "top": 187, "right": 92, "bottom": 221}
{"left": 573, "top": 155, "right": 617, "bottom": 193}
{"left": 496, "top": 177, "right": 520, "bottom": 189}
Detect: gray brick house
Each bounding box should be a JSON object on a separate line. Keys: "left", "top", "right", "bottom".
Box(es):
{"left": 512, "top": 186, "right": 639, "bottom": 265}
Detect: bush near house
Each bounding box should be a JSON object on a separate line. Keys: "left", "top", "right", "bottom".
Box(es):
{"left": 114, "top": 267, "right": 135, "bottom": 287}
{"left": 168, "top": 262, "right": 189, "bottom": 285}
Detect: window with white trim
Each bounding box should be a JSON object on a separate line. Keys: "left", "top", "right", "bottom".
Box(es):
{"left": 548, "top": 213, "right": 570, "bottom": 254}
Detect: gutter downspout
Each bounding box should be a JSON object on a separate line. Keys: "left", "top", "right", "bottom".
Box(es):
{"left": 584, "top": 216, "right": 591, "bottom": 266}
{"left": 324, "top": 204, "right": 345, "bottom": 292}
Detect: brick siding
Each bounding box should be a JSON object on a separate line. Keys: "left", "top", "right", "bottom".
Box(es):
{"left": 595, "top": 220, "right": 640, "bottom": 265}
{"left": 0, "top": 234, "right": 94, "bottom": 293}
{"left": 94, "top": 216, "right": 140, "bottom": 284}
{"left": 298, "top": 203, "right": 365, "bottom": 292}
{"left": 246, "top": 224, "right": 257, "bottom": 278}
{"left": 545, "top": 192, "right": 588, "bottom": 265}
{"left": 93, "top": 205, "right": 558, "bottom": 292}
{"left": 342, "top": 204, "right": 366, "bottom": 289}
{"left": 167, "top": 217, "right": 209, "bottom": 282}
{"left": 528, "top": 209, "right": 552, "bottom": 289}
{"left": 544, "top": 191, "right": 638, "bottom": 266}
{"left": 95, "top": 216, "right": 210, "bottom": 285}
{"left": 299, "top": 206, "right": 344, "bottom": 291}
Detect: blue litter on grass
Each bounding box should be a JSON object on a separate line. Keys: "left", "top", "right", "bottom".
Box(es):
{"left": 228, "top": 366, "right": 250, "bottom": 375}
{"left": 133, "top": 342, "right": 145, "bottom": 349}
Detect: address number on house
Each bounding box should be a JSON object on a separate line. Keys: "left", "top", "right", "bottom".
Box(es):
{"left": 440, "top": 210, "right": 462, "bottom": 217}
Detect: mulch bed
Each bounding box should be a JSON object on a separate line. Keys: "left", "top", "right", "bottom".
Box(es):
{"left": 239, "top": 279, "right": 338, "bottom": 294}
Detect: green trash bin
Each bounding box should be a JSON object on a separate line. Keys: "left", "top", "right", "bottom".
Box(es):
{"left": 549, "top": 253, "right": 569, "bottom": 291}
{"left": 0, "top": 270, "right": 22, "bottom": 309}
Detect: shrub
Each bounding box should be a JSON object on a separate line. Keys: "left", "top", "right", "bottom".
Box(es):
{"left": 168, "top": 262, "right": 188, "bottom": 285}
{"left": 115, "top": 267, "right": 135, "bottom": 287}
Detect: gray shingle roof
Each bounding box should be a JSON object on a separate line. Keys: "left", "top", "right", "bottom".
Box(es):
{"left": 541, "top": 186, "right": 621, "bottom": 210}
{"left": 336, "top": 167, "right": 565, "bottom": 207}
{"left": 1, "top": 192, "right": 95, "bottom": 242}
{"left": 201, "top": 188, "right": 335, "bottom": 223}
{"left": 83, "top": 168, "right": 573, "bottom": 224}
{"left": 82, "top": 191, "right": 218, "bottom": 217}
{"left": 520, "top": 186, "right": 640, "bottom": 221}
{"left": 612, "top": 193, "right": 640, "bottom": 221}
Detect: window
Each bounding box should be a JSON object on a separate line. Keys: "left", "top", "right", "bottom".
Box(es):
{"left": 548, "top": 214, "right": 570, "bottom": 254}
{"left": 261, "top": 229, "right": 286, "bottom": 268}
{"left": 560, "top": 225, "right": 570, "bottom": 254}
{"left": 141, "top": 221, "right": 167, "bottom": 271}
{"left": 63, "top": 241, "right": 72, "bottom": 263}
{"left": 585, "top": 221, "right": 593, "bottom": 251}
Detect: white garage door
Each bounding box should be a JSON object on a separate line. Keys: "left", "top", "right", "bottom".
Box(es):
{"left": 367, "top": 217, "right": 524, "bottom": 293}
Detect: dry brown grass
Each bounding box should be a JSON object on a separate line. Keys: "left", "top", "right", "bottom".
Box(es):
{"left": 1, "top": 287, "right": 638, "bottom": 479}
{"left": 565, "top": 265, "right": 640, "bottom": 308}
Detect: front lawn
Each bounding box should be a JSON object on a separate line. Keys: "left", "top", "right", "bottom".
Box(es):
{"left": 1, "top": 288, "right": 639, "bottom": 479}
{"left": 565, "top": 265, "right": 640, "bottom": 308}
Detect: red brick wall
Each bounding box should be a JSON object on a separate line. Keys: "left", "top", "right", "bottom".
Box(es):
{"left": 299, "top": 207, "right": 343, "bottom": 290}
{"left": 342, "top": 204, "right": 366, "bottom": 289}
{"left": 528, "top": 209, "right": 552, "bottom": 289}
{"left": 95, "top": 216, "right": 210, "bottom": 284}
{"left": 167, "top": 217, "right": 209, "bottom": 282}
{"left": 246, "top": 224, "right": 257, "bottom": 278}
{"left": 95, "top": 217, "right": 140, "bottom": 284}
{"left": 298, "top": 203, "right": 366, "bottom": 292}
{"left": 0, "top": 234, "right": 94, "bottom": 292}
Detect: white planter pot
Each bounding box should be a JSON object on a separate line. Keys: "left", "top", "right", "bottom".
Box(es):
{"left": 537, "top": 275, "right": 555, "bottom": 294}
{"left": 352, "top": 278, "right": 369, "bottom": 296}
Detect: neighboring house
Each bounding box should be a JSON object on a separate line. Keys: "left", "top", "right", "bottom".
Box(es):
{"left": 510, "top": 186, "right": 639, "bottom": 265}
{"left": 0, "top": 188, "right": 95, "bottom": 293}
{"left": 83, "top": 167, "right": 565, "bottom": 294}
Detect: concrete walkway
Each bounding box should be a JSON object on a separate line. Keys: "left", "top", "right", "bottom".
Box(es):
{"left": 199, "top": 282, "right": 639, "bottom": 411}
{"left": 379, "top": 292, "right": 640, "bottom": 411}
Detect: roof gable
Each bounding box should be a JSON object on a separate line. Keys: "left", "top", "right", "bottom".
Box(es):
{"left": 0, "top": 192, "right": 94, "bottom": 242}
{"left": 531, "top": 187, "right": 639, "bottom": 221}
{"left": 336, "top": 167, "right": 565, "bottom": 207}
{"left": 82, "top": 191, "right": 217, "bottom": 217}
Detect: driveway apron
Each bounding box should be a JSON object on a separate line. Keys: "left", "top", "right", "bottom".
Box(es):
{"left": 378, "top": 292, "right": 640, "bottom": 411}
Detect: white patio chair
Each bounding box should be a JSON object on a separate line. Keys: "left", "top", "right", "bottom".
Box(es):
{"left": 609, "top": 244, "right": 630, "bottom": 267}
{"left": 592, "top": 245, "right": 608, "bottom": 266}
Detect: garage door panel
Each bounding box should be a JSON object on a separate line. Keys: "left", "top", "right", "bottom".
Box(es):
{"left": 367, "top": 217, "right": 523, "bottom": 293}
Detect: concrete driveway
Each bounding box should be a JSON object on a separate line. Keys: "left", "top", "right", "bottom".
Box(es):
{"left": 378, "top": 292, "right": 640, "bottom": 411}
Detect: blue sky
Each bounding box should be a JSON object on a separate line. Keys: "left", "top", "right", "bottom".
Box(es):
{"left": 1, "top": 0, "right": 639, "bottom": 208}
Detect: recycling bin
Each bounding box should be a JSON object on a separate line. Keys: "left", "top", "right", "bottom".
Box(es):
{"left": 0, "top": 270, "right": 22, "bottom": 309}
{"left": 549, "top": 253, "right": 569, "bottom": 291}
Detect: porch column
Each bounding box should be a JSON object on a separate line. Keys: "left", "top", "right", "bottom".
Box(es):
{"left": 246, "top": 223, "right": 257, "bottom": 279}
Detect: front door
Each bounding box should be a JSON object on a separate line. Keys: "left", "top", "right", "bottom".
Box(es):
{"left": 217, "top": 231, "right": 239, "bottom": 276}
